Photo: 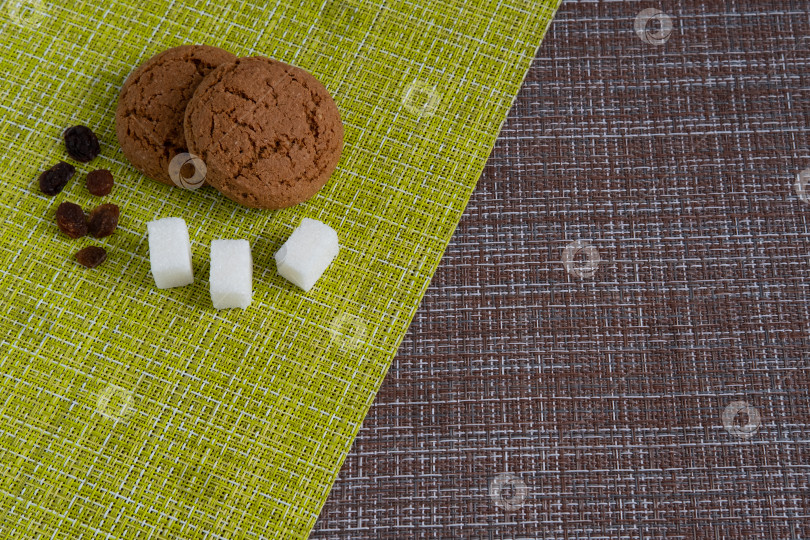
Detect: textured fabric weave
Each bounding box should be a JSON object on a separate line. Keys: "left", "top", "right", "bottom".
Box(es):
{"left": 0, "top": 1, "right": 560, "bottom": 538}
{"left": 313, "top": 0, "right": 810, "bottom": 537}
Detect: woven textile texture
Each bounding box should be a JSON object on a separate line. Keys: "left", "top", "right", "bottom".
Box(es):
{"left": 313, "top": 0, "right": 810, "bottom": 538}
{"left": 0, "top": 1, "right": 560, "bottom": 538}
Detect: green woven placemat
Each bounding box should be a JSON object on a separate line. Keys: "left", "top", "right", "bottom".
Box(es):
{"left": 0, "top": 0, "right": 559, "bottom": 537}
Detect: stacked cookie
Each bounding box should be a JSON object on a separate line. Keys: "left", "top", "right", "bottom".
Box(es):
{"left": 115, "top": 45, "right": 343, "bottom": 210}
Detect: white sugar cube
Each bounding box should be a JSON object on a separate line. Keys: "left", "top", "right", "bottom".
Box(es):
{"left": 147, "top": 217, "right": 194, "bottom": 289}
{"left": 275, "top": 218, "right": 339, "bottom": 292}
{"left": 210, "top": 239, "right": 252, "bottom": 309}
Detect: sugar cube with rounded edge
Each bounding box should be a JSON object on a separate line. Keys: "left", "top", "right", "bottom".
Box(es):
{"left": 275, "top": 218, "right": 339, "bottom": 292}
{"left": 147, "top": 217, "right": 194, "bottom": 289}
{"left": 210, "top": 239, "right": 252, "bottom": 309}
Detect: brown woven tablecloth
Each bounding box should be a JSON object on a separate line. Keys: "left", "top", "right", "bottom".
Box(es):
{"left": 312, "top": 1, "right": 810, "bottom": 537}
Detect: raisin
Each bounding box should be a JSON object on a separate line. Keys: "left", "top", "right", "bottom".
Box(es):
{"left": 55, "top": 201, "right": 87, "bottom": 239}
{"left": 38, "top": 161, "right": 76, "bottom": 196}
{"left": 87, "top": 203, "right": 119, "bottom": 238}
{"left": 75, "top": 246, "right": 107, "bottom": 268}
{"left": 86, "top": 169, "right": 114, "bottom": 196}
{"left": 64, "top": 125, "right": 100, "bottom": 162}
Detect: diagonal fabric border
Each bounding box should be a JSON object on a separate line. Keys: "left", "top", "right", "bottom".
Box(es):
{"left": 313, "top": 0, "right": 810, "bottom": 537}
{"left": 0, "top": 0, "right": 560, "bottom": 538}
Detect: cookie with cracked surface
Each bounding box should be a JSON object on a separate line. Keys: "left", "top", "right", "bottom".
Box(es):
{"left": 115, "top": 45, "right": 236, "bottom": 186}
{"left": 183, "top": 56, "right": 344, "bottom": 209}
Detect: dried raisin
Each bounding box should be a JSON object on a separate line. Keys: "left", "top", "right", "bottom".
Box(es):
{"left": 55, "top": 202, "right": 87, "bottom": 239}
{"left": 75, "top": 246, "right": 107, "bottom": 268}
{"left": 86, "top": 169, "right": 114, "bottom": 196}
{"left": 38, "top": 161, "right": 76, "bottom": 196}
{"left": 64, "top": 125, "right": 100, "bottom": 162}
{"left": 87, "top": 203, "right": 119, "bottom": 238}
